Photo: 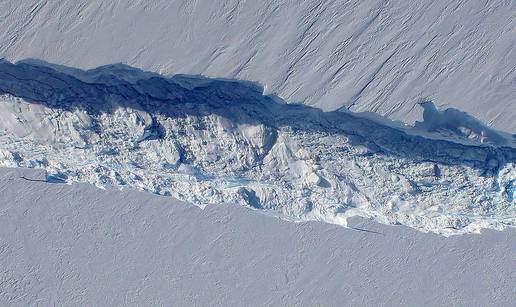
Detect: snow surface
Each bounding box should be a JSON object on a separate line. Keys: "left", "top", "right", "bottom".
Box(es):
{"left": 1, "top": 0, "right": 515, "bottom": 132}
{"left": 0, "top": 60, "right": 514, "bottom": 235}
{"left": 0, "top": 167, "right": 515, "bottom": 306}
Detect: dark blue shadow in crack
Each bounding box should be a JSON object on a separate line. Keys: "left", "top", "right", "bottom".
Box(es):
{"left": 0, "top": 59, "right": 514, "bottom": 175}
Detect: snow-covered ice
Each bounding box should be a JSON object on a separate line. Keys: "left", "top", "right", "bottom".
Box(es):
{"left": 1, "top": 0, "right": 515, "bottom": 132}
{"left": 1, "top": 167, "right": 515, "bottom": 306}
{"left": 1, "top": 2, "right": 515, "bottom": 305}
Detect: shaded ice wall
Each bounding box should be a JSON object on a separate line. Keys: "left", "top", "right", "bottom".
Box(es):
{"left": 1, "top": 0, "right": 515, "bottom": 131}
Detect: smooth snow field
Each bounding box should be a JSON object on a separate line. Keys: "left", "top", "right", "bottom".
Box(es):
{"left": 0, "top": 168, "right": 514, "bottom": 306}
{"left": 1, "top": 0, "right": 515, "bottom": 132}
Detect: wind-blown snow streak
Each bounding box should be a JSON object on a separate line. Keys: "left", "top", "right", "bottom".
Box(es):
{"left": 0, "top": 0, "right": 515, "bottom": 132}
{"left": 0, "top": 60, "right": 514, "bottom": 235}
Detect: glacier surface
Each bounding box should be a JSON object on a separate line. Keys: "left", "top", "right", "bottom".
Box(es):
{"left": 1, "top": 0, "right": 515, "bottom": 132}
{"left": 0, "top": 60, "right": 514, "bottom": 235}
{"left": 1, "top": 167, "right": 515, "bottom": 306}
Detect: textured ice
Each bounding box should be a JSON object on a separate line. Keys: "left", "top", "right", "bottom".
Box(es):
{"left": 1, "top": 167, "right": 515, "bottom": 306}
{"left": 1, "top": 0, "right": 515, "bottom": 132}
{"left": 0, "top": 60, "right": 515, "bottom": 235}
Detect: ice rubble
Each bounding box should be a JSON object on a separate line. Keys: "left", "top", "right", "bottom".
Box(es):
{"left": 0, "top": 61, "right": 514, "bottom": 235}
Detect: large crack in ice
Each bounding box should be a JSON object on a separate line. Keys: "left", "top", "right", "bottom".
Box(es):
{"left": 0, "top": 60, "right": 514, "bottom": 235}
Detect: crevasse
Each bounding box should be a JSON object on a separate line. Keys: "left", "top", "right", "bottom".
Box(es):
{"left": 0, "top": 60, "right": 514, "bottom": 235}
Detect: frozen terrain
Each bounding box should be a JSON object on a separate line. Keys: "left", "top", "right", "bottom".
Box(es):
{"left": 1, "top": 1, "right": 515, "bottom": 305}
{"left": 0, "top": 167, "right": 515, "bottom": 306}
{"left": 0, "top": 60, "right": 514, "bottom": 235}
{"left": 1, "top": 0, "right": 515, "bottom": 132}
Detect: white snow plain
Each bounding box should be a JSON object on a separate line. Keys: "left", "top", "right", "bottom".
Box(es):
{"left": 0, "top": 167, "right": 515, "bottom": 306}
{"left": 0, "top": 60, "right": 514, "bottom": 236}
{"left": 1, "top": 0, "right": 515, "bottom": 132}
